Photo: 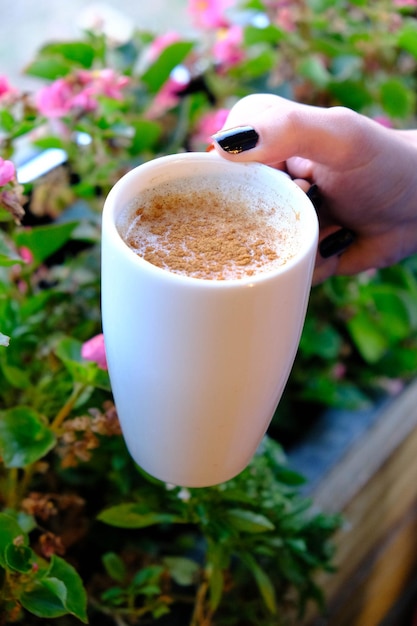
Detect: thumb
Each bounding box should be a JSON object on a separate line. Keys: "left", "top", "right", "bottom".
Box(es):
{"left": 211, "top": 94, "right": 369, "bottom": 169}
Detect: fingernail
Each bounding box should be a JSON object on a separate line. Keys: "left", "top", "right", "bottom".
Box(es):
{"left": 319, "top": 228, "right": 355, "bottom": 259}
{"left": 306, "top": 184, "right": 323, "bottom": 211}
{"left": 212, "top": 126, "right": 259, "bottom": 154}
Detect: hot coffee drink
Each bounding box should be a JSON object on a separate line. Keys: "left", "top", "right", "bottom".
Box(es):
{"left": 102, "top": 153, "right": 318, "bottom": 486}
{"left": 116, "top": 176, "right": 302, "bottom": 280}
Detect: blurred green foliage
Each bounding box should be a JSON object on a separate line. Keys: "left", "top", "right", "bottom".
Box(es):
{"left": 1, "top": 0, "right": 417, "bottom": 623}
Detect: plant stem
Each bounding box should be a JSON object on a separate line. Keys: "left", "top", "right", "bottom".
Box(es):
{"left": 6, "top": 383, "right": 85, "bottom": 507}
{"left": 17, "top": 465, "right": 36, "bottom": 502}
{"left": 50, "top": 382, "right": 85, "bottom": 432}
{"left": 6, "top": 467, "right": 19, "bottom": 509}
{"left": 190, "top": 579, "right": 213, "bottom": 626}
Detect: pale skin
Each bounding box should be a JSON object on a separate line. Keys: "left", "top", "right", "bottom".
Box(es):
{"left": 211, "top": 94, "right": 417, "bottom": 284}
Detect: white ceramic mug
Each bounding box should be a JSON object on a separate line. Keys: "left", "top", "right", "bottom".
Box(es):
{"left": 101, "top": 152, "right": 318, "bottom": 487}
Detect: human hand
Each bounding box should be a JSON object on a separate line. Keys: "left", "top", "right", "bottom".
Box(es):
{"left": 211, "top": 94, "right": 417, "bottom": 283}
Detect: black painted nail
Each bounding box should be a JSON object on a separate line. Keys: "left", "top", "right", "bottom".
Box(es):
{"left": 212, "top": 126, "right": 259, "bottom": 154}
{"left": 319, "top": 228, "right": 355, "bottom": 259}
{"left": 306, "top": 184, "right": 323, "bottom": 211}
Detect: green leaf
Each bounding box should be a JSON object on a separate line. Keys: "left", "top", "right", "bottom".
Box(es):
{"left": 19, "top": 580, "right": 68, "bottom": 619}
{"left": 329, "top": 79, "right": 372, "bottom": 111}
{"left": 225, "top": 509, "right": 275, "bottom": 533}
{"left": 298, "top": 56, "right": 330, "bottom": 88}
{"left": 0, "top": 231, "right": 24, "bottom": 267}
{"left": 25, "top": 58, "right": 72, "bottom": 80}
{"left": 307, "top": 0, "right": 337, "bottom": 9}
{"left": 5, "top": 543, "right": 33, "bottom": 573}
{"left": 39, "top": 41, "right": 95, "bottom": 68}
{"left": 241, "top": 553, "right": 277, "bottom": 614}
{"left": 347, "top": 310, "right": 388, "bottom": 362}
{"left": 46, "top": 555, "right": 88, "bottom": 623}
{"left": 20, "top": 555, "right": 88, "bottom": 621}
{"left": 208, "top": 564, "right": 224, "bottom": 612}
{"left": 274, "top": 466, "right": 307, "bottom": 487}
{"left": 33, "top": 136, "right": 65, "bottom": 150}
{"left": 237, "top": 49, "right": 275, "bottom": 78}
{"left": 163, "top": 557, "right": 199, "bottom": 586}
{"left": 100, "top": 586, "right": 126, "bottom": 604}
{"left": 55, "top": 336, "right": 110, "bottom": 391}
{"left": 9, "top": 119, "right": 40, "bottom": 140}
{"left": 131, "top": 565, "right": 164, "bottom": 588}
{"left": 0, "top": 109, "right": 16, "bottom": 132}
{"left": 371, "top": 288, "right": 412, "bottom": 341}
{"left": 347, "top": 285, "right": 413, "bottom": 363}
{"left": 205, "top": 539, "right": 229, "bottom": 611}
{"left": 97, "top": 503, "right": 180, "bottom": 529}
{"left": 300, "top": 318, "right": 342, "bottom": 359}
{"left": 0, "top": 407, "right": 56, "bottom": 468}
{"left": 25, "top": 41, "right": 95, "bottom": 80}
{"left": 244, "top": 24, "right": 284, "bottom": 46}
{"left": 0, "top": 361, "right": 31, "bottom": 389}
{"left": 397, "top": 21, "right": 417, "bottom": 59}
{"left": 380, "top": 78, "right": 414, "bottom": 119}
{"left": 41, "top": 577, "right": 68, "bottom": 606}
{"left": 141, "top": 41, "right": 194, "bottom": 93}
{"left": 276, "top": 549, "right": 305, "bottom": 585}
{"left": 14, "top": 221, "right": 78, "bottom": 265}
{"left": 102, "top": 552, "right": 127, "bottom": 583}
{"left": 0, "top": 513, "right": 28, "bottom": 567}
{"left": 152, "top": 604, "right": 171, "bottom": 619}
{"left": 244, "top": 0, "right": 267, "bottom": 10}
{"left": 136, "top": 583, "right": 161, "bottom": 596}
{"left": 129, "top": 120, "right": 161, "bottom": 155}
{"left": 0, "top": 206, "right": 14, "bottom": 222}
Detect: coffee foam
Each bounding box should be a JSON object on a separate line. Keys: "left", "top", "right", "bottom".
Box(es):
{"left": 116, "top": 176, "right": 301, "bottom": 280}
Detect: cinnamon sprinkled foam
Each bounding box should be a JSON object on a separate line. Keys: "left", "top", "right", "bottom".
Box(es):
{"left": 116, "top": 177, "right": 301, "bottom": 280}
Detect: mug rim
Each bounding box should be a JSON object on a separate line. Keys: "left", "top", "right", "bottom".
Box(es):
{"left": 102, "top": 152, "right": 319, "bottom": 287}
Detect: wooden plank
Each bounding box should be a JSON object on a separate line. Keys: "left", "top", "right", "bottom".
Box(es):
{"left": 300, "top": 379, "right": 417, "bottom": 625}
{"left": 308, "top": 500, "right": 417, "bottom": 626}
{"left": 330, "top": 422, "right": 417, "bottom": 586}
{"left": 311, "top": 378, "right": 417, "bottom": 513}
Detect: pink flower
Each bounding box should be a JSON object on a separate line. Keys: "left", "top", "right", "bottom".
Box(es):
{"left": 78, "top": 69, "right": 130, "bottom": 100}
{"left": 373, "top": 115, "right": 394, "bottom": 128}
{"left": 81, "top": 334, "right": 108, "bottom": 370}
{"left": 0, "top": 158, "right": 15, "bottom": 186}
{"left": 394, "top": 0, "right": 417, "bottom": 6}
{"left": 148, "top": 32, "right": 181, "bottom": 62}
{"left": 147, "top": 75, "right": 190, "bottom": 118}
{"left": 275, "top": 6, "right": 297, "bottom": 32}
{"left": 332, "top": 363, "right": 346, "bottom": 380}
{"left": 36, "top": 70, "right": 130, "bottom": 119}
{"left": 19, "top": 246, "right": 34, "bottom": 264}
{"left": 0, "top": 75, "right": 18, "bottom": 100}
{"left": 70, "top": 89, "right": 97, "bottom": 113}
{"left": 188, "top": 0, "right": 235, "bottom": 29}
{"left": 193, "top": 108, "right": 230, "bottom": 144}
{"left": 36, "top": 78, "right": 77, "bottom": 118}
{"left": 212, "top": 25, "right": 244, "bottom": 67}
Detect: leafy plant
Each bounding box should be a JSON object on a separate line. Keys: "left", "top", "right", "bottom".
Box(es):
{"left": 1, "top": 0, "right": 417, "bottom": 623}
{"left": 0, "top": 510, "right": 87, "bottom": 623}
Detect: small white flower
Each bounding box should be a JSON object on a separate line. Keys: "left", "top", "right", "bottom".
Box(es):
{"left": 177, "top": 488, "right": 191, "bottom": 502}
